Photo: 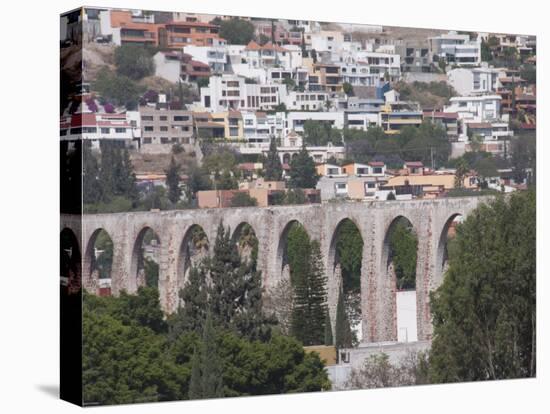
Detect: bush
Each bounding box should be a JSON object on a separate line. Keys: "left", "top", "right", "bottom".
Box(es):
{"left": 114, "top": 44, "right": 155, "bottom": 80}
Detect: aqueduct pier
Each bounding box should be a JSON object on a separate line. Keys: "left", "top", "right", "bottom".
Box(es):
{"left": 61, "top": 196, "right": 489, "bottom": 344}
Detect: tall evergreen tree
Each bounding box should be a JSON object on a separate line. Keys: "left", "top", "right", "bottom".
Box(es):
{"left": 264, "top": 137, "right": 283, "bottom": 181}
{"left": 187, "top": 312, "right": 224, "bottom": 399}
{"left": 169, "top": 263, "right": 209, "bottom": 339}
{"left": 208, "top": 222, "right": 273, "bottom": 340}
{"left": 291, "top": 239, "right": 328, "bottom": 346}
{"left": 166, "top": 156, "right": 182, "bottom": 204}
{"left": 288, "top": 144, "right": 319, "bottom": 189}
{"left": 83, "top": 142, "right": 102, "bottom": 204}
{"left": 335, "top": 288, "right": 353, "bottom": 349}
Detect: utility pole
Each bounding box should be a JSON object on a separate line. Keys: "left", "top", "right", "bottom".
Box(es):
{"left": 430, "top": 147, "right": 435, "bottom": 170}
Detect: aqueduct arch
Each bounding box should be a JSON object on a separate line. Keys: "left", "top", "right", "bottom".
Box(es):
{"left": 63, "top": 196, "right": 489, "bottom": 344}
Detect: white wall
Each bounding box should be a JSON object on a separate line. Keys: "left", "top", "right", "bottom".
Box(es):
{"left": 396, "top": 290, "right": 418, "bottom": 342}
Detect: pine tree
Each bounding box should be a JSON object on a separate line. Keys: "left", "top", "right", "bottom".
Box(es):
{"left": 200, "top": 312, "right": 224, "bottom": 398}
{"left": 83, "top": 142, "right": 102, "bottom": 204}
{"left": 187, "top": 312, "right": 224, "bottom": 400}
{"left": 291, "top": 239, "right": 328, "bottom": 346}
{"left": 165, "top": 156, "right": 182, "bottom": 204}
{"left": 169, "top": 263, "right": 208, "bottom": 339}
{"left": 288, "top": 143, "right": 319, "bottom": 189}
{"left": 188, "top": 347, "right": 202, "bottom": 399}
{"left": 208, "top": 222, "right": 273, "bottom": 340}
{"left": 335, "top": 288, "right": 353, "bottom": 349}
{"left": 324, "top": 309, "right": 333, "bottom": 346}
{"left": 264, "top": 137, "right": 283, "bottom": 181}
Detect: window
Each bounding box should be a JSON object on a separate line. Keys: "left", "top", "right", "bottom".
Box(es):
{"left": 160, "top": 116, "right": 167, "bottom": 121}
{"left": 161, "top": 137, "right": 169, "bottom": 144}
{"left": 144, "top": 126, "right": 154, "bottom": 132}
{"left": 373, "top": 167, "right": 383, "bottom": 174}
{"left": 115, "top": 128, "right": 126, "bottom": 133}
{"left": 143, "top": 137, "right": 152, "bottom": 144}
{"left": 160, "top": 126, "right": 168, "bottom": 132}
{"left": 142, "top": 115, "right": 154, "bottom": 121}
{"left": 83, "top": 127, "right": 97, "bottom": 133}
{"left": 101, "top": 128, "right": 110, "bottom": 134}
{"left": 174, "top": 115, "right": 189, "bottom": 122}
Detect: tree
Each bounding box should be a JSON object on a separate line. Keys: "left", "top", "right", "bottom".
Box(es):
{"left": 169, "top": 263, "right": 209, "bottom": 338}
{"left": 345, "top": 351, "right": 430, "bottom": 390}
{"left": 219, "top": 18, "right": 255, "bottom": 45}
{"left": 208, "top": 222, "right": 273, "bottom": 340}
{"left": 386, "top": 192, "right": 396, "bottom": 201}
{"left": 334, "top": 288, "right": 353, "bottom": 349}
{"left": 342, "top": 82, "right": 353, "bottom": 96}
{"left": 454, "top": 157, "right": 469, "bottom": 188}
{"left": 188, "top": 312, "right": 224, "bottom": 399}
{"left": 93, "top": 68, "right": 144, "bottom": 110}
{"left": 288, "top": 145, "right": 319, "bottom": 189}
{"left": 230, "top": 191, "right": 258, "bottom": 207}
{"left": 264, "top": 137, "right": 283, "bottom": 181}
{"left": 429, "top": 191, "right": 536, "bottom": 383}
{"left": 291, "top": 240, "right": 328, "bottom": 345}
{"left": 165, "top": 156, "right": 182, "bottom": 204}
{"left": 114, "top": 44, "right": 155, "bottom": 80}
{"left": 336, "top": 220, "right": 363, "bottom": 294}
{"left": 389, "top": 219, "right": 418, "bottom": 290}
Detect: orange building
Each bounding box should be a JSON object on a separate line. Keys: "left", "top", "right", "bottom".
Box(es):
{"left": 160, "top": 21, "right": 224, "bottom": 49}
{"left": 110, "top": 10, "right": 160, "bottom": 46}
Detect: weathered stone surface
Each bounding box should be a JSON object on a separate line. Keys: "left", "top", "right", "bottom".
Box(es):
{"left": 61, "top": 196, "right": 488, "bottom": 344}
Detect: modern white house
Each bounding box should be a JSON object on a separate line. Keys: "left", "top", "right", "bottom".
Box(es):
{"left": 183, "top": 44, "right": 228, "bottom": 73}
{"left": 284, "top": 91, "right": 330, "bottom": 111}
{"left": 447, "top": 65, "right": 506, "bottom": 96}
{"left": 240, "top": 111, "right": 287, "bottom": 149}
{"left": 429, "top": 31, "right": 481, "bottom": 67}
{"left": 444, "top": 95, "right": 502, "bottom": 123}
{"left": 200, "top": 74, "right": 288, "bottom": 112}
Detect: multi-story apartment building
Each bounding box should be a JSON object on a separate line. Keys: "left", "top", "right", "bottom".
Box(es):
{"left": 429, "top": 32, "right": 481, "bottom": 67}
{"left": 139, "top": 106, "right": 194, "bottom": 152}
{"left": 108, "top": 9, "right": 160, "bottom": 46}
{"left": 200, "top": 75, "right": 287, "bottom": 112}
{"left": 396, "top": 40, "right": 432, "bottom": 73}
{"left": 241, "top": 111, "right": 286, "bottom": 149}
{"left": 338, "top": 62, "right": 381, "bottom": 87}
{"left": 378, "top": 101, "right": 423, "bottom": 134}
{"left": 308, "top": 63, "right": 342, "bottom": 92}
{"left": 159, "top": 20, "right": 224, "bottom": 49}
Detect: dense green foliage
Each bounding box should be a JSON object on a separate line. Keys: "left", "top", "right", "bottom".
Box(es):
{"left": 335, "top": 220, "right": 363, "bottom": 294}
{"left": 288, "top": 145, "right": 319, "bottom": 189}
{"left": 83, "top": 285, "right": 329, "bottom": 404}
{"left": 344, "top": 121, "right": 450, "bottom": 168}
{"left": 83, "top": 141, "right": 138, "bottom": 211}
{"left": 114, "top": 44, "right": 155, "bottom": 80}
{"left": 303, "top": 120, "right": 343, "bottom": 146}
{"left": 429, "top": 191, "right": 536, "bottom": 382}
{"left": 93, "top": 68, "right": 145, "bottom": 110}
{"left": 388, "top": 218, "right": 418, "bottom": 290}
{"left": 230, "top": 192, "right": 258, "bottom": 207}
{"left": 218, "top": 18, "right": 256, "bottom": 45}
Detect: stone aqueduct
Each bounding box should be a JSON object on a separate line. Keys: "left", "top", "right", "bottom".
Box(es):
{"left": 61, "top": 196, "right": 488, "bottom": 344}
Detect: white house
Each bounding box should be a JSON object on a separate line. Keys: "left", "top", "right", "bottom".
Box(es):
{"left": 429, "top": 31, "right": 481, "bottom": 67}
{"left": 183, "top": 44, "right": 228, "bottom": 73}
{"left": 200, "top": 74, "right": 288, "bottom": 112}
{"left": 444, "top": 95, "right": 502, "bottom": 123}
{"left": 447, "top": 65, "right": 506, "bottom": 96}
{"left": 284, "top": 91, "right": 329, "bottom": 111}
{"left": 153, "top": 51, "right": 182, "bottom": 83}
